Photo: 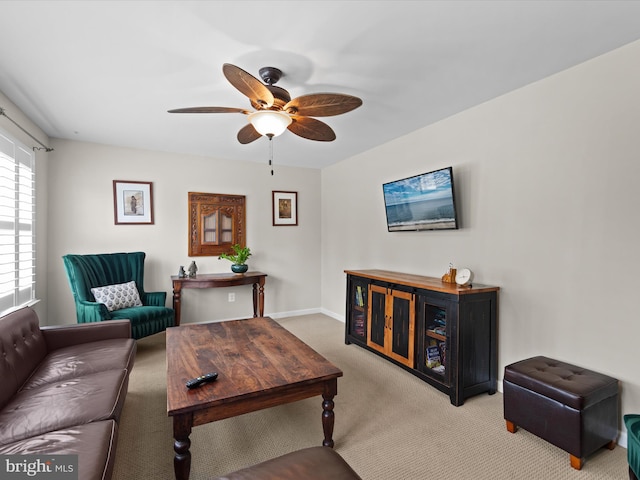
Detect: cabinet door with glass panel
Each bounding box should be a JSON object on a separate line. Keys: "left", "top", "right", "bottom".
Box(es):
{"left": 367, "top": 284, "right": 415, "bottom": 368}
{"left": 416, "top": 293, "right": 455, "bottom": 387}
{"left": 188, "top": 192, "right": 245, "bottom": 256}
{"left": 346, "top": 276, "right": 369, "bottom": 344}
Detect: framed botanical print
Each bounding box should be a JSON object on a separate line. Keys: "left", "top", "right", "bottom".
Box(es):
{"left": 113, "top": 180, "right": 154, "bottom": 225}
{"left": 272, "top": 191, "right": 298, "bottom": 226}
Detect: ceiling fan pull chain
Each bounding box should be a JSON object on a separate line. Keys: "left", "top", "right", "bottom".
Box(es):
{"left": 268, "top": 133, "right": 274, "bottom": 175}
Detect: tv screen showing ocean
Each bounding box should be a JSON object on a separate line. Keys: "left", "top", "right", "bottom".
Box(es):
{"left": 383, "top": 168, "right": 457, "bottom": 231}
{"left": 385, "top": 196, "right": 456, "bottom": 230}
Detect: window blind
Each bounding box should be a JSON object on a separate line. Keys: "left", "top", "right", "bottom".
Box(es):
{"left": 0, "top": 128, "right": 35, "bottom": 314}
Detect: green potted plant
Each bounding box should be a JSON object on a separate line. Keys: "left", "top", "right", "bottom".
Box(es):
{"left": 218, "top": 244, "right": 252, "bottom": 274}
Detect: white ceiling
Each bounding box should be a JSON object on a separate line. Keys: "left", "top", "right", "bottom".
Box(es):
{"left": 1, "top": 1, "right": 640, "bottom": 169}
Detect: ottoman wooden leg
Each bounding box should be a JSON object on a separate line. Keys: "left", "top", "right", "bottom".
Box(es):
{"left": 606, "top": 440, "right": 616, "bottom": 450}
{"left": 506, "top": 420, "right": 517, "bottom": 433}
{"left": 570, "top": 454, "right": 583, "bottom": 470}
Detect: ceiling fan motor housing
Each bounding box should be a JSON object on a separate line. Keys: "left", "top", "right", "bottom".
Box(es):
{"left": 258, "top": 66, "right": 283, "bottom": 85}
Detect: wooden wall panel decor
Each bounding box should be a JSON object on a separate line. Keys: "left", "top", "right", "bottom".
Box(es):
{"left": 188, "top": 192, "right": 245, "bottom": 256}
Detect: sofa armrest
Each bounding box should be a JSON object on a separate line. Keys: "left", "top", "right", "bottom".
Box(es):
{"left": 143, "top": 291, "right": 167, "bottom": 307}
{"left": 41, "top": 319, "right": 132, "bottom": 351}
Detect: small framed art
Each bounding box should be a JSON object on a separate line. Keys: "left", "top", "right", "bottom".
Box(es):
{"left": 272, "top": 190, "right": 298, "bottom": 226}
{"left": 113, "top": 180, "right": 154, "bottom": 225}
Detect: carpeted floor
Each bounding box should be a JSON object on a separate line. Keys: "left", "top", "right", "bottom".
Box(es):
{"left": 112, "top": 313, "right": 627, "bottom": 479}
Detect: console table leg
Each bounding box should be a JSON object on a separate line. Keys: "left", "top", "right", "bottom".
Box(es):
{"left": 252, "top": 283, "right": 258, "bottom": 317}
{"left": 258, "top": 283, "right": 265, "bottom": 316}
{"left": 252, "top": 281, "right": 266, "bottom": 317}
{"left": 173, "top": 286, "right": 182, "bottom": 327}
{"left": 173, "top": 414, "right": 192, "bottom": 480}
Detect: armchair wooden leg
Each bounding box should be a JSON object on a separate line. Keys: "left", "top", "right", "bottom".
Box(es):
{"left": 506, "top": 420, "right": 517, "bottom": 433}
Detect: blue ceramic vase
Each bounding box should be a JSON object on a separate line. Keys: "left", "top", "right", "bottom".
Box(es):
{"left": 231, "top": 264, "right": 248, "bottom": 274}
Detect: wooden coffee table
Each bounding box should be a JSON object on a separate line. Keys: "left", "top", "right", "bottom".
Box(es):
{"left": 166, "top": 317, "right": 343, "bottom": 480}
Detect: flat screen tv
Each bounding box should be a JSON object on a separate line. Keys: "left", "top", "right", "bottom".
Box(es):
{"left": 382, "top": 166, "right": 459, "bottom": 231}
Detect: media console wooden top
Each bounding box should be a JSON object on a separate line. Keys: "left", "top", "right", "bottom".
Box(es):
{"left": 344, "top": 269, "right": 499, "bottom": 295}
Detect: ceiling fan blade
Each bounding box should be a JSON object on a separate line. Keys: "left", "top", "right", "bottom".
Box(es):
{"left": 168, "top": 106, "right": 250, "bottom": 114}
{"left": 288, "top": 116, "right": 336, "bottom": 142}
{"left": 223, "top": 63, "right": 274, "bottom": 109}
{"left": 237, "top": 123, "right": 262, "bottom": 144}
{"left": 284, "top": 93, "right": 362, "bottom": 117}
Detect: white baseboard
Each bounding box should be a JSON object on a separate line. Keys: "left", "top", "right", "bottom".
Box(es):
{"left": 265, "top": 308, "right": 345, "bottom": 322}
{"left": 319, "top": 308, "right": 344, "bottom": 322}
{"left": 267, "top": 308, "right": 322, "bottom": 319}
{"left": 620, "top": 431, "right": 628, "bottom": 449}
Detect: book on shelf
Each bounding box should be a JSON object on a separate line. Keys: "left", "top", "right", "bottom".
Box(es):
{"left": 427, "top": 326, "right": 446, "bottom": 336}
{"left": 429, "top": 307, "right": 447, "bottom": 323}
{"left": 355, "top": 285, "right": 364, "bottom": 307}
{"left": 354, "top": 312, "right": 365, "bottom": 336}
{"left": 426, "top": 345, "right": 441, "bottom": 368}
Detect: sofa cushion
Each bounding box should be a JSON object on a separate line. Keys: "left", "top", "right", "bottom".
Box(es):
{"left": 20, "top": 338, "right": 136, "bottom": 390}
{"left": 91, "top": 281, "right": 142, "bottom": 311}
{"left": 0, "top": 369, "right": 128, "bottom": 445}
{"left": 0, "top": 308, "right": 48, "bottom": 410}
{"left": 0, "top": 420, "right": 118, "bottom": 480}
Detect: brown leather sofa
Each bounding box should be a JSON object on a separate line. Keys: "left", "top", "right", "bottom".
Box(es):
{"left": 0, "top": 307, "right": 136, "bottom": 480}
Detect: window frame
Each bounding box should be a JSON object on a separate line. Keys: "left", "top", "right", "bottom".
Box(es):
{"left": 0, "top": 127, "right": 36, "bottom": 315}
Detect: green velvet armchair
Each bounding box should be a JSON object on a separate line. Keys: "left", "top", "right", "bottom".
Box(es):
{"left": 626, "top": 414, "right": 640, "bottom": 480}
{"left": 62, "top": 252, "right": 175, "bottom": 340}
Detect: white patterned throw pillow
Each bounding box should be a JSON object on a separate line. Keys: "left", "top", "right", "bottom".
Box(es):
{"left": 91, "top": 281, "right": 143, "bottom": 311}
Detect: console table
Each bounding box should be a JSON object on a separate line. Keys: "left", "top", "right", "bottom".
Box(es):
{"left": 171, "top": 272, "right": 267, "bottom": 326}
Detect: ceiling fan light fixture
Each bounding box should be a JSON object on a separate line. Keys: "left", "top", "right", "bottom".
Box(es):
{"left": 248, "top": 110, "right": 292, "bottom": 137}
{"left": 170, "top": 64, "right": 362, "bottom": 144}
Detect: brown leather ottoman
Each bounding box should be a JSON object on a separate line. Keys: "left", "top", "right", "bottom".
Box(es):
{"left": 211, "top": 447, "right": 362, "bottom": 480}
{"left": 504, "top": 356, "right": 619, "bottom": 470}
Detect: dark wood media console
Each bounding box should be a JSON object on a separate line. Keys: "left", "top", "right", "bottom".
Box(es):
{"left": 344, "top": 269, "right": 499, "bottom": 406}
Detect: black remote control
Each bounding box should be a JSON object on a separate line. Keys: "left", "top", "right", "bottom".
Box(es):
{"left": 186, "top": 372, "right": 218, "bottom": 389}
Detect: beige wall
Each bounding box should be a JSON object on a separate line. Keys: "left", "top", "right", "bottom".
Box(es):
{"left": 321, "top": 39, "right": 640, "bottom": 430}
{"left": 46, "top": 140, "right": 321, "bottom": 325}
{"left": 3, "top": 37, "right": 639, "bottom": 441}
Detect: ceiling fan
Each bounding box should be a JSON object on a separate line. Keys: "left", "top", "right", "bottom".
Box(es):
{"left": 168, "top": 63, "right": 363, "bottom": 144}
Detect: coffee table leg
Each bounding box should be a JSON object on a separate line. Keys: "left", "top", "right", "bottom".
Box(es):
{"left": 321, "top": 379, "right": 338, "bottom": 448}
{"left": 173, "top": 414, "right": 193, "bottom": 480}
